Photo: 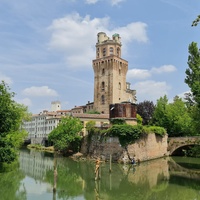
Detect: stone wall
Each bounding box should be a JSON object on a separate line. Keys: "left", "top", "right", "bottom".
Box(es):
{"left": 80, "top": 133, "right": 168, "bottom": 163}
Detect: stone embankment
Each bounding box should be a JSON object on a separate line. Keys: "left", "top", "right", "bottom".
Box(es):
{"left": 80, "top": 133, "right": 168, "bottom": 163}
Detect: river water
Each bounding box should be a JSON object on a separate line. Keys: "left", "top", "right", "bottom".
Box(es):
{"left": 0, "top": 148, "right": 200, "bottom": 200}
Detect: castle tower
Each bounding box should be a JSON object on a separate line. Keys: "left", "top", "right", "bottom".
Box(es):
{"left": 51, "top": 101, "right": 61, "bottom": 112}
{"left": 93, "top": 32, "right": 136, "bottom": 114}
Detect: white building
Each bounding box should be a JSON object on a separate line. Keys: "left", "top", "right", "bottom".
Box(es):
{"left": 22, "top": 101, "right": 109, "bottom": 145}
{"left": 22, "top": 101, "right": 71, "bottom": 144}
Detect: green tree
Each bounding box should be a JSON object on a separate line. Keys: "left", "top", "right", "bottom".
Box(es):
{"left": 151, "top": 95, "right": 192, "bottom": 136}
{"left": 151, "top": 95, "right": 168, "bottom": 128}
{"left": 166, "top": 96, "right": 192, "bottom": 136}
{"left": 48, "top": 116, "right": 83, "bottom": 152}
{"left": 185, "top": 42, "right": 200, "bottom": 134}
{"left": 0, "top": 81, "right": 29, "bottom": 164}
{"left": 185, "top": 42, "right": 200, "bottom": 108}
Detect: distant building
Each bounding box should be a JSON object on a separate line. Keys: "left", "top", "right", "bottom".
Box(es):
{"left": 22, "top": 101, "right": 71, "bottom": 144}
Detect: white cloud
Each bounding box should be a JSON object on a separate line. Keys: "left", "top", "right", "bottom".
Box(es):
{"left": 85, "top": 0, "right": 125, "bottom": 6}
{"left": 111, "top": 0, "right": 126, "bottom": 6}
{"left": 127, "top": 69, "right": 151, "bottom": 80}
{"left": 48, "top": 13, "right": 148, "bottom": 69}
{"left": 22, "top": 86, "right": 58, "bottom": 97}
{"left": 0, "top": 72, "right": 13, "bottom": 85}
{"left": 115, "top": 22, "right": 148, "bottom": 44}
{"left": 85, "top": 0, "right": 99, "bottom": 4}
{"left": 127, "top": 64, "right": 176, "bottom": 80}
{"left": 151, "top": 65, "right": 177, "bottom": 74}
{"left": 17, "top": 98, "right": 32, "bottom": 107}
{"left": 133, "top": 80, "right": 171, "bottom": 102}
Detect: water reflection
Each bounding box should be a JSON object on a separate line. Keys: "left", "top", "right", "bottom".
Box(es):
{"left": 1, "top": 149, "right": 200, "bottom": 200}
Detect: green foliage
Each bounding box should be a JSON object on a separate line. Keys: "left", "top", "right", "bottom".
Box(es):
{"left": 192, "top": 15, "right": 200, "bottom": 26}
{"left": 86, "top": 110, "right": 100, "bottom": 114}
{"left": 0, "top": 81, "right": 29, "bottom": 164}
{"left": 185, "top": 42, "right": 200, "bottom": 108}
{"left": 106, "top": 124, "right": 144, "bottom": 147}
{"left": 85, "top": 121, "right": 96, "bottom": 143}
{"left": 86, "top": 121, "right": 96, "bottom": 134}
{"left": 143, "top": 126, "right": 166, "bottom": 137}
{"left": 184, "top": 42, "right": 200, "bottom": 134}
{"left": 151, "top": 95, "right": 193, "bottom": 136}
{"left": 187, "top": 145, "right": 200, "bottom": 157}
{"left": 110, "top": 118, "right": 126, "bottom": 125}
{"left": 48, "top": 116, "right": 83, "bottom": 152}
{"left": 136, "top": 114, "right": 143, "bottom": 125}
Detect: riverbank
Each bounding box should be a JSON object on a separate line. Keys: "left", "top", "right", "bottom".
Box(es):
{"left": 27, "top": 144, "right": 54, "bottom": 152}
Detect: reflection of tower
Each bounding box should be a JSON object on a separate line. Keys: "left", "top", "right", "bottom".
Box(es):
{"left": 93, "top": 32, "right": 136, "bottom": 114}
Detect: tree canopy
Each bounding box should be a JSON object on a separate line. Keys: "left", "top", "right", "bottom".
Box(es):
{"left": 151, "top": 95, "right": 193, "bottom": 136}
{"left": 0, "top": 81, "right": 29, "bottom": 164}
{"left": 137, "top": 100, "right": 155, "bottom": 125}
{"left": 184, "top": 42, "right": 200, "bottom": 134}
{"left": 185, "top": 42, "right": 200, "bottom": 108}
{"left": 48, "top": 116, "right": 83, "bottom": 152}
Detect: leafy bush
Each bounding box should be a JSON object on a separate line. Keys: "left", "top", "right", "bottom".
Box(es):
{"left": 106, "top": 124, "right": 144, "bottom": 147}
{"left": 110, "top": 118, "right": 126, "bottom": 125}
{"left": 187, "top": 145, "right": 200, "bottom": 157}
{"left": 143, "top": 126, "right": 166, "bottom": 137}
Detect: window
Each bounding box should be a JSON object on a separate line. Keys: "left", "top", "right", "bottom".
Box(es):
{"left": 119, "top": 82, "right": 121, "bottom": 90}
{"left": 119, "top": 69, "right": 121, "bottom": 75}
{"left": 101, "top": 82, "right": 105, "bottom": 91}
{"left": 101, "top": 95, "right": 105, "bottom": 104}
{"left": 109, "top": 47, "right": 114, "bottom": 55}
{"left": 103, "top": 48, "right": 106, "bottom": 57}
{"left": 102, "top": 68, "right": 105, "bottom": 75}
{"left": 117, "top": 48, "right": 120, "bottom": 57}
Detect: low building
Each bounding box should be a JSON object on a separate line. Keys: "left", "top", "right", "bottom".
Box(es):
{"left": 22, "top": 101, "right": 110, "bottom": 144}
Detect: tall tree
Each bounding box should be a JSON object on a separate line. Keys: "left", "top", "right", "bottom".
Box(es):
{"left": 185, "top": 42, "right": 200, "bottom": 135}
{"left": 151, "top": 95, "right": 168, "bottom": 128}
{"left": 185, "top": 42, "right": 200, "bottom": 108}
{"left": 0, "top": 81, "right": 29, "bottom": 164}
{"left": 137, "top": 101, "right": 155, "bottom": 125}
{"left": 48, "top": 116, "right": 83, "bottom": 152}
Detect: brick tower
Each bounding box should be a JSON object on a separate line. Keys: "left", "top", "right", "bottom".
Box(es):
{"left": 93, "top": 32, "right": 136, "bottom": 114}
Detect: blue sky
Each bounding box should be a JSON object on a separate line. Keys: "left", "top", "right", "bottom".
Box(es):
{"left": 0, "top": 0, "right": 200, "bottom": 113}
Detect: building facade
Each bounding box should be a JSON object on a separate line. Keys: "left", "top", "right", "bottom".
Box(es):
{"left": 22, "top": 101, "right": 71, "bottom": 144}
{"left": 93, "top": 32, "right": 136, "bottom": 114}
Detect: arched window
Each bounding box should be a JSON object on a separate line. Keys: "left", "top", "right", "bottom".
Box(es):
{"left": 101, "top": 82, "right": 105, "bottom": 91}
{"left": 119, "top": 69, "right": 121, "bottom": 75}
{"left": 109, "top": 47, "right": 114, "bottom": 55}
{"left": 101, "top": 95, "right": 105, "bottom": 104}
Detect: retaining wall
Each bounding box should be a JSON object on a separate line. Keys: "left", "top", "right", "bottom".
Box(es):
{"left": 80, "top": 133, "right": 168, "bottom": 163}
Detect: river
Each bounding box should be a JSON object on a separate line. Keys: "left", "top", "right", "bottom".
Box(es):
{"left": 0, "top": 148, "right": 200, "bottom": 200}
